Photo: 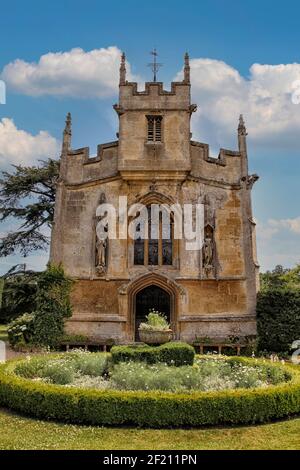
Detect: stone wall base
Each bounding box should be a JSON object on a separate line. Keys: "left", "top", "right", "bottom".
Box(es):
{"left": 65, "top": 314, "right": 256, "bottom": 344}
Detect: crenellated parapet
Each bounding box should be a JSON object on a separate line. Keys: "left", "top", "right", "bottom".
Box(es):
{"left": 117, "top": 81, "right": 194, "bottom": 112}
{"left": 190, "top": 141, "right": 243, "bottom": 187}
{"left": 60, "top": 141, "right": 119, "bottom": 185}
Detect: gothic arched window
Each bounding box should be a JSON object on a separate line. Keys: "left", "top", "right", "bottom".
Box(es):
{"left": 134, "top": 206, "right": 173, "bottom": 266}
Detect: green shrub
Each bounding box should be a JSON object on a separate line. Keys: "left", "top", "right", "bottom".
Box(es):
{"left": 6, "top": 265, "right": 73, "bottom": 349}
{"left": 32, "top": 264, "right": 73, "bottom": 348}
{"left": 111, "top": 342, "right": 195, "bottom": 366}
{"left": 257, "top": 289, "right": 300, "bottom": 353}
{"left": 59, "top": 334, "right": 89, "bottom": 344}
{"left": 157, "top": 342, "right": 195, "bottom": 366}
{"left": 111, "top": 344, "right": 156, "bottom": 364}
{"left": 0, "top": 357, "right": 299, "bottom": 427}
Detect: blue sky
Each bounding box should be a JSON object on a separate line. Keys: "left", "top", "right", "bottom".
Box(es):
{"left": 0, "top": 0, "right": 300, "bottom": 274}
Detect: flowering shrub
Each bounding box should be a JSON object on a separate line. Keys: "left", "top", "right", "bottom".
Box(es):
{"left": 39, "top": 360, "right": 75, "bottom": 385}
{"left": 110, "top": 358, "right": 290, "bottom": 392}
{"left": 7, "top": 313, "right": 35, "bottom": 347}
{"left": 139, "top": 309, "right": 170, "bottom": 331}
{"left": 14, "top": 353, "right": 290, "bottom": 392}
{"left": 15, "top": 351, "right": 109, "bottom": 385}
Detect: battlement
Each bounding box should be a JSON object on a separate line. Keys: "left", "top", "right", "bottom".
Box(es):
{"left": 117, "top": 81, "right": 192, "bottom": 112}
{"left": 190, "top": 140, "right": 244, "bottom": 186}
{"left": 61, "top": 141, "right": 119, "bottom": 185}
{"left": 122, "top": 81, "right": 190, "bottom": 96}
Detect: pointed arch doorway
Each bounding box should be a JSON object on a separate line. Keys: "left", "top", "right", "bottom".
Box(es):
{"left": 135, "top": 285, "right": 171, "bottom": 341}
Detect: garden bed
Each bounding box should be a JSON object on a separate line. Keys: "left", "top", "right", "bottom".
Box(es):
{"left": 0, "top": 352, "right": 299, "bottom": 427}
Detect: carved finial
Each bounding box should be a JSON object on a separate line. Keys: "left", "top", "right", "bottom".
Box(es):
{"left": 238, "top": 114, "right": 248, "bottom": 171}
{"left": 65, "top": 112, "right": 71, "bottom": 135}
{"left": 119, "top": 52, "right": 126, "bottom": 85}
{"left": 184, "top": 52, "right": 190, "bottom": 84}
{"left": 238, "top": 114, "right": 247, "bottom": 136}
{"left": 62, "top": 112, "right": 72, "bottom": 153}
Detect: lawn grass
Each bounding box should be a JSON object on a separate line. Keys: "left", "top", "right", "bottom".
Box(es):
{"left": 0, "top": 408, "right": 299, "bottom": 450}
{"left": 0, "top": 324, "right": 8, "bottom": 342}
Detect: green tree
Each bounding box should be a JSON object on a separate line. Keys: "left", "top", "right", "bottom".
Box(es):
{"left": 0, "top": 159, "right": 59, "bottom": 257}
{"left": 260, "top": 264, "right": 293, "bottom": 291}
{"left": 280, "top": 264, "right": 300, "bottom": 289}
{"left": 257, "top": 263, "right": 300, "bottom": 353}
{"left": 0, "top": 268, "right": 40, "bottom": 323}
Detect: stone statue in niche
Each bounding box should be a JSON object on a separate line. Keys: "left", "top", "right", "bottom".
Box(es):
{"left": 202, "top": 224, "right": 215, "bottom": 278}
{"left": 203, "top": 237, "right": 213, "bottom": 268}
{"left": 96, "top": 235, "right": 107, "bottom": 274}
{"left": 95, "top": 193, "right": 108, "bottom": 275}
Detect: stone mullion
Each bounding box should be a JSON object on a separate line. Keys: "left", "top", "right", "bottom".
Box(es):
{"left": 158, "top": 216, "right": 163, "bottom": 266}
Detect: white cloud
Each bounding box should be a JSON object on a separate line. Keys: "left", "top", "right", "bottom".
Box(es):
{"left": 175, "top": 58, "right": 300, "bottom": 150}
{"left": 4, "top": 48, "right": 300, "bottom": 150}
{"left": 0, "top": 118, "right": 60, "bottom": 166}
{"left": 257, "top": 217, "right": 300, "bottom": 239}
{"left": 1, "top": 46, "right": 138, "bottom": 98}
{"left": 256, "top": 218, "right": 300, "bottom": 270}
{"left": 256, "top": 221, "right": 279, "bottom": 241}
{"left": 268, "top": 217, "right": 300, "bottom": 234}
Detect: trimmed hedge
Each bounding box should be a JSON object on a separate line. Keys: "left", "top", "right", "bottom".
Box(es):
{"left": 111, "top": 342, "right": 195, "bottom": 366}
{"left": 0, "top": 357, "right": 300, "bottom": 427}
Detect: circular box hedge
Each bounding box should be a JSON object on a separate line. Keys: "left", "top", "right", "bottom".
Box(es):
{"left": 0, "top": 357, "right": 299, "bottom": 427}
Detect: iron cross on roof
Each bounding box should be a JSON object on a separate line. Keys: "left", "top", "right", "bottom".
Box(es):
{"left": 148, "top": 49, "right": 163, "bottom": 82}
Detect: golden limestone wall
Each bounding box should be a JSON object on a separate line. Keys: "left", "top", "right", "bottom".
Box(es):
{"left": 51, "top": 68, "right": 258, "bottom": 343}
{"left": 56, "top": 161, "right": 257, "bottom": 342}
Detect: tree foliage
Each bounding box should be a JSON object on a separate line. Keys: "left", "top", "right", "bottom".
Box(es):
{"left": 0, "top": 159, "right": 59, "bottom": 256}
{"left": 257, "top": 289, "right": 300, "bottom": 353}
{"left": 0, "top": 270, "right": 39, "bottom": 323}
{"left": 257, "top": 264, "right": 300, "bottom": 353}
{"left": 260, "top": 264, "right": 300, "bottom": 291}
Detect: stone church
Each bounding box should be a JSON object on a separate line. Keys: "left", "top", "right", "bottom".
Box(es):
{"left": 50, "top": 53, "right": 259, "bottom": 343}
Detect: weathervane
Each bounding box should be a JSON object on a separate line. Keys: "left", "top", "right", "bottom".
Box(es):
{"left": 148, "top": 48, "right": 163, "bottom": 82}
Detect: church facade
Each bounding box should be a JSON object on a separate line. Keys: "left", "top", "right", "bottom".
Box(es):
{"left": 50, "top": 53, "right": 259, "bottom": 344}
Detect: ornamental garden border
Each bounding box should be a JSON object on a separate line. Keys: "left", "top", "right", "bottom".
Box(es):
{"left": 0, "top": 357, "right": 299, "bottom": 428}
